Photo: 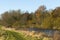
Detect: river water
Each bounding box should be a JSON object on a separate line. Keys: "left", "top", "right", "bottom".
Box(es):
{"left": 26, "top": 28, "right": 60, "bottom": 36}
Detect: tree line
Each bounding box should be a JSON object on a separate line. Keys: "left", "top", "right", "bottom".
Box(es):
{"left": 0, "top": 5, "right": 60, "bottom": 30}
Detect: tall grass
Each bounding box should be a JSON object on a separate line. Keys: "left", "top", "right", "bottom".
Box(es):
{"left": 3, "top": 30, "right": 26, "bottom": 40}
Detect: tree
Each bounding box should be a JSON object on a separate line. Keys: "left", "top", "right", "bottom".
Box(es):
{"left": 20, "top": 11, "right": 29, "bottom": 25}
{"left": 36, "top": 5, "right": 46, "bottom": 12}
{"left": 53, "top": 17, "right": 60, "bottom": 29}
{"left": 51, "top": 7, "right": 60, "bottom": 18}
{"left": 41, "top": 17, "right": 54, "bottom": 29}
{"left": 0, "top": 10, "right": 21, "bottom": 27}
{"left": 51, "top": 7, "right": 60, "bottom": 29}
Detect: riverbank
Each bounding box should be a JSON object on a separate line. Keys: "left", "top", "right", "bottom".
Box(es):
{"left": 1, "top": 26, "right": 60, "bottom": 40}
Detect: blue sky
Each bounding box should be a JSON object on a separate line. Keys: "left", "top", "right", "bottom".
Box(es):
{"left": 0, "top": 0, "right": 60, "bottom": 14}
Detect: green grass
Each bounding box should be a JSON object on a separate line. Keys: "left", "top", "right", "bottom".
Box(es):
{"left": 3, "top": 30, "right": 26, "bottom": 40}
